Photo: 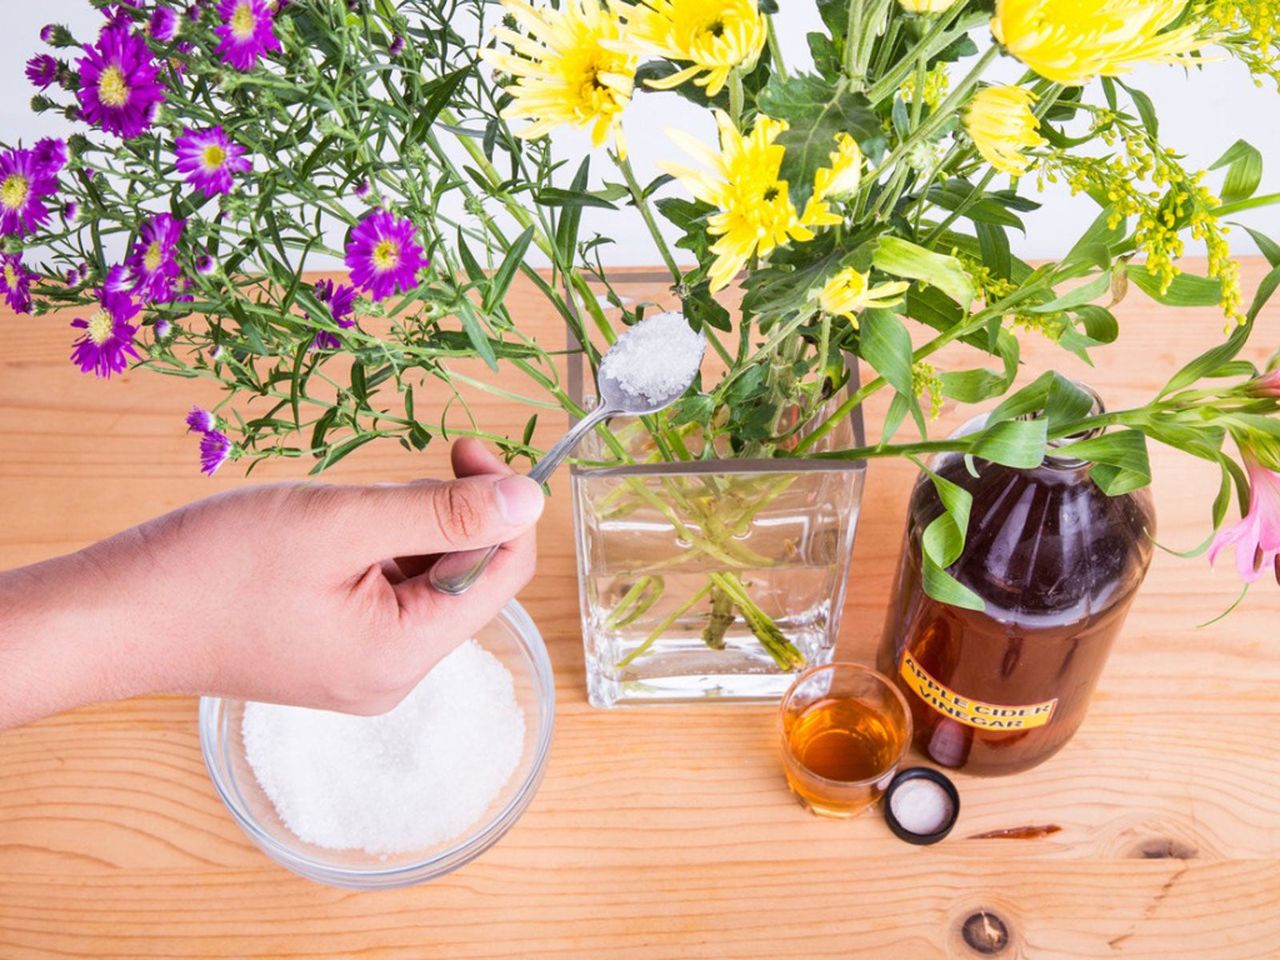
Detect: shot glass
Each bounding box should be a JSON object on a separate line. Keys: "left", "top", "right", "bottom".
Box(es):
{"left": 779, "top": 662, "right": 912, "bottom": 819}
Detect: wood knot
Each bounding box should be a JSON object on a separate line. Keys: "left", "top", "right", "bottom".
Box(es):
{"left": 960, "top": 910, "right": 1011, "bottom": 956}
{"left": 1131, "top": 837, "right": 1199, "bottom": 860}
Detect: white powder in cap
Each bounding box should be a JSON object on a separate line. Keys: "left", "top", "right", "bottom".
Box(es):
{"left": 241, "top": 640, "right": 525, "bottom": 856}
{"left": 889, "top": 777, "right": 954, "bottom": 836}
{"left": 599, "top": 310, "right": 705, "bottom": 406}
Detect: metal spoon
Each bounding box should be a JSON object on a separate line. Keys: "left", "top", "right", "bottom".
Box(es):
{"left": 429, "top": 317, "right": 706, "bottom": 596}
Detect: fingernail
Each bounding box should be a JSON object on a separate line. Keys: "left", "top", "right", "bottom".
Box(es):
{"left": 495, "top": 475, "right": 544, "bottom": 525}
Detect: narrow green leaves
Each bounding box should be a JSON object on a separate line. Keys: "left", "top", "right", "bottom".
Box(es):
{"left": 482, "top": 225, "right": 534, "bottom": 314}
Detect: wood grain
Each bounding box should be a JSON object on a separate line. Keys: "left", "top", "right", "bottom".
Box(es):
{"left": 1, "top": 260, "right": 1279, "bottom": 959}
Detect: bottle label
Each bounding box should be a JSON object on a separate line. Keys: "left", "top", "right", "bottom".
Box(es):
{"left": 900, "top": 652, "right": 1058, "bottom": 730}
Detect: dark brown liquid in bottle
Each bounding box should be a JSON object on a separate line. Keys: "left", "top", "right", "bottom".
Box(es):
{"left": 878, "top": 449, "right": 1155, "bottom": 776}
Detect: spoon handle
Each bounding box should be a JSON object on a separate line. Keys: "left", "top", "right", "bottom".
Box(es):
{"left": 429, "top": 403, "right": 613, "bottom": 596}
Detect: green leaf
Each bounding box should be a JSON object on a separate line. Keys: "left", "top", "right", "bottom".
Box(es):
{"left": 1210, "top": 138, "right": 1264, "bottom": 204}
{"left": 939, "top": 368, "right": 1008, "bottom": 403}
{"left": 1054, "top": 429, "right": 1152, "bottom": 494}
{"left": 1026, "top": 271, "right": 1110, "bottom": 313}
{"left": 310, "top": 433, "right": 380, "bottom": 474}
{"left": 483, "top": 225, "right": 534, "bottom": 314}
{"left": 859, "top": 308, "right": 924, "bottom": 433}
{"left": 916, "top": 464, "right": 985, "bottom": 611}
{"left": 873, "top": 236, "right": 974, "bottom": 308}
{"left": 555, "top": 157, "right": 591, "bottom": 265}
{"left": 1127, "top": 266, "right": 1222, "bottom": 307}
{"left": 669, "top": 393, "right": 715, "bottom": 427}
{"left": 1117, "top": 80, "right": 1159, "bottom": 138}
{"left": 457, "top": 301, "right": 498, "bottom": 371}
{"left": 534, "top": 188, "right": 619, "bottom": 210}
{"left": 406, "top": 67, "right": 471, "bottom": 146}
{"left": 1239, "top": 225, "right": 1280, "bottom": 268}
{"left": 756, "top": 73, "right": 886, "bottom": 210}
{"left": 968, "top": 418, "right": 1047, "bottom": 469}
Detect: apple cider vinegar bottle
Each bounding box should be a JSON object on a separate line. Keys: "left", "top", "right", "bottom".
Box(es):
{"left": 877, "top": 393, "right": 1156, "bottom": 776}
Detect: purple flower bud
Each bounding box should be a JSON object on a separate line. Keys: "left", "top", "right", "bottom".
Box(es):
{"left": 150, "top": 7, "right": 179, "bottom": 41}
{"left": 62, "top": 201, "right": 79, "bottom": 222}
{"left": 196, "top": 254, "right": 216, "bottom": 275}
{"left": 186, "top": 405, "right": 217, "bottom": 433}
{"left": 355, "top": 180, "right": 371, "bottom": 198}
{"left": 41, "top": 24, "right": 57, "bottom": 44}
{"left": 154, "top": 318, "right": 172, "bottom": 339}
{"left": 25, "top": 54, "right": 59, "bottom": 90}
{"left": 389, "top": 34, "right": 406, "bottom": 57}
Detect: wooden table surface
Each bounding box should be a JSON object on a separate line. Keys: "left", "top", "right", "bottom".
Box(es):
{"left": 1, "top": 259, "right": 1278, "bottom": 959}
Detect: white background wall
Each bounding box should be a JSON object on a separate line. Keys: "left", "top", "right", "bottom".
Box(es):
{"left": 5, "top": 2, "right": 1277, "bottom": 265}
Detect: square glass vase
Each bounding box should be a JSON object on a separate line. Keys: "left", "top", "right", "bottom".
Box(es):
{"left": 570, "top": 370, "right": 866, "bottom": 707}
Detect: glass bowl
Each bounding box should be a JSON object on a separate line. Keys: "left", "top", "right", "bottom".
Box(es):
{"left": 199, "top": 600, "right": 555, "bottom": 889}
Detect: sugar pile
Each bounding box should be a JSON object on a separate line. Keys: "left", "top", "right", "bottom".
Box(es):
{"left": 242, "top": 640, "right": 525, "bottom": 856}
{"left": 599, "top": 310, "right": 705, "bottom": 406}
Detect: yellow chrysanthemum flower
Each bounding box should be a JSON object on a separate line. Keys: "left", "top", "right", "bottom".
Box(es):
{"left": 614, "top": 0, "right": 767, "bottom": 97}
{"left": 813, "top": 133, "right": 864, "bottom": 203}
{"left": 818, "top": 268, "right": 910, "bottom": 324}
{"left": 964, "top": 85, "right": 1047, "bottom": 176}
{"left": 991, "top": 0, "right": 1203, "bottom": 85}
{"left": 482, "top": 0, "right": 637, "bottom": 153}
{"left": 662, "top": 111, "right": 816, "bottom": 291}
{"left": 899, "top": 0, "right": 962, "bottom": 12}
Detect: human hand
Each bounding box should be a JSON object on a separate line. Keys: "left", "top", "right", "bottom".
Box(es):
{"left": 0, "top": 438, "right": 543, "bottom": 727}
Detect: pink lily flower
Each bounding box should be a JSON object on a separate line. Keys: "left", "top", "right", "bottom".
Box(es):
{"left": 1245, "top": 368, "right": 1280, "bottom": 398}
{"left": 1209, "top": 452, "right": 1280, "bottom": 583}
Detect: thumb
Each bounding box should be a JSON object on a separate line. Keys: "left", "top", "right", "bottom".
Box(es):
{"left": 411, "top": 472, "right": 544, "bottom": 555}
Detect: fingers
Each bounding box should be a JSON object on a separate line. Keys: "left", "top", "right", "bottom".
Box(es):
{"left": 452, "top": 435, "right": 511, "bottom": 479}
{"left": 391, "top": 523, "right": 538, "bottom": 663}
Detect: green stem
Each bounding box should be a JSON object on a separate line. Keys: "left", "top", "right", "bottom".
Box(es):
{"left": 765, "top": 14, "right": 788, "bottom": 81}
{"left": 615, "top": 583, "right": 713, "bottom": 668}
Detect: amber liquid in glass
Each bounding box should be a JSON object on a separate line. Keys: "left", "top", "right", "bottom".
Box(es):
{"left": 878, "top": 452, "right": 1155, "bottom": 776}
{"left": 786, "top": 698, "right": 903, "bottom": 782}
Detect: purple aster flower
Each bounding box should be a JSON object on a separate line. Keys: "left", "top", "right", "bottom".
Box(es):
{"left": 214, "top": 0, "right": 282, "bottom": 72}
{"left": 154, "top": 317, "right": 172, "bottom": 339}
{"left": 0, "top": 254, "right": 36, "bottom": 314}
{"left": 314, "top": 278, "right": 358, "bottom": 326}
{"left": 34, "top": 138, "right": 68, "bottom": 175}
{"left": 199, "top": 429, "right": 231, "bottom": 475}
{"left": 124, "top": 213, "right": 184, "bottom": 303}
{"left": 26, "top": 55, "right": 60, "bottom": 89}
{"left": 186, "top": 405, "right": 217, "bottom": 432}
{"left": 344, "top": 210, "right": 426, "bottom": 301}
{"left": 150, "top": 7, "right": 179, "bottom": 41}
{"left": 69, "top": 268, "right": 141, "bottom": 378}
{"left": 76, "top": 25, "right": 166, "bottom": 139}
{"left": 174, "top": 127, "right": 250, "bottom": 197}
{"left": 0, "top": 147, "right": 58, "bottom": 237}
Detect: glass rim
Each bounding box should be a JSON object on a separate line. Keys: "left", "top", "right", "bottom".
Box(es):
{"left": 778, "top": 661, "right": 913, "bottom": 790}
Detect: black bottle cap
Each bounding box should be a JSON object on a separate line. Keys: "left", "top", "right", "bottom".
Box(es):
{"left": 883, "top": 767, "right": 960, "bottom": 845}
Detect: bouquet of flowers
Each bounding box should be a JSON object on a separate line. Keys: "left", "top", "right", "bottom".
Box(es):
{"left": 5, "top": 0, "right": 1280, "bottom": 672}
